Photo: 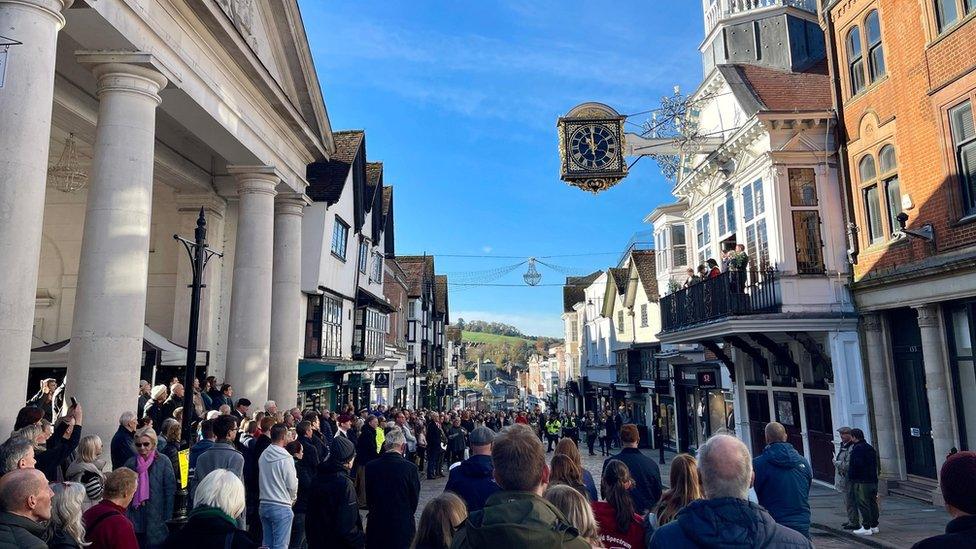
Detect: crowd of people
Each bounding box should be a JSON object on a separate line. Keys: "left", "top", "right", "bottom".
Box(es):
{"left": 0, "top": 376, "right": 974, "bottom": 548}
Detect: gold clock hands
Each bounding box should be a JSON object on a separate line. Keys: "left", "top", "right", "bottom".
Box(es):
{"left": 588, "top": 127, "right": 598, "bottom": 156}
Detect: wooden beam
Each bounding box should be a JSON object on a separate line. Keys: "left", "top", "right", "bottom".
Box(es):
{"left": 724, "top": 335, "right": 769, "bottom": 379}
{"left": 749, "top": 333, "right": 799, "bottom": 381}
{"left": 700, "top": 340, "right": 735, "bottom": 383}
{"left": 788, "top": 332, "right": 833, "bottom": 383}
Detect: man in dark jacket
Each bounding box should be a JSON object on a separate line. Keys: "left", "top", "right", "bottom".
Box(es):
{"left": 913, "top": 450, "right": 976, "bottom": 549}
{"left": 650, "top": 434, "right": 812, "bottom": 548}
{"left": 111, "top": 411, "right": 138, "bottom": 470}
{"left": 296, "top": 421, "right": 321, "bottom": 466}
{"left": 160, "top": 383, "right": 184, "bottom": 421}
{"left": 451, "top": 424, "right": 589, "bottom": 549}
{"left": 847, "top": 428, "right": 880, "bottom": 536}
{"left": 602, "top": 424, "right": 662, "bottom": 514}
{"left": 753, "top": 422, "right": 813, "bottom": 538}
{"left": 0, "top": 469, "right": 53, "bottom": 549}
{"left": 445, "top": 427, "right": 499, "bottom": 513}
{"left": 231, "top": 398, "right": 251, "bottom": 422}
{"left": 364, "top": 427, "right": 420, "bottom": 549}
{"left": 425, "top": 413, "right": 445, "bottom": 479}
{"left": 306, "top": 437, "right": 364, "bottom": 549}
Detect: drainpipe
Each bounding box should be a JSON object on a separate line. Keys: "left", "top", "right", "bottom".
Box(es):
{"left": 822, "top": 1, "right": 859, "bottom": 268}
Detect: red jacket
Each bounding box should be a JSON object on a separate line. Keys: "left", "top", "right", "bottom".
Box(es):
{"left": 591, "top": 501, "right": 645, "bottom": 549}
{"left": 83, "top": 500, "right": 139, "bottom": 549}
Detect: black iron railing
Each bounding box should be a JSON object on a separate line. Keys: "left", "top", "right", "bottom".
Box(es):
{"left": 661, "top": 269, "right": 780, "bottom": 332}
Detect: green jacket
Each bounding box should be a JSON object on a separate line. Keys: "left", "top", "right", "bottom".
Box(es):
{"left": 545, "top": 420, "right": 562, "bottom": 435}
{"left": 450, "top": 491, "right": 590, "bottom": 549}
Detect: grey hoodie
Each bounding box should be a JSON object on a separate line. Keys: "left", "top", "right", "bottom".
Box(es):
{"left": 259, "top": 443, "right": 298, "bottom": 507}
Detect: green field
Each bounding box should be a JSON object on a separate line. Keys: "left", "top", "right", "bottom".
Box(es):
{"left": 461, "top": 331, "right": 535, "bottom": 345}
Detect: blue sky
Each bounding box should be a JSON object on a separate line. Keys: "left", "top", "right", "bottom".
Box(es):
{"left": 299, "top": 1, "right": 704, "bottom": 337}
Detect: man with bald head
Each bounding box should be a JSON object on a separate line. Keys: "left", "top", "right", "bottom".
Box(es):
{"left": 752, "top": 421, "right": 813, "bottom": 538}
{"left": 649, "top": 434, "right": 811, "bottom": 547}
{"left": 0, "top": 468, "right": 53, "bottom": 548}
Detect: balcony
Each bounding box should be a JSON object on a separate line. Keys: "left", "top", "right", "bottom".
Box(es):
{"left": 661, "top": 269, "right": 780, "bottom": 333}
{"left": 704, "top": 0, "right": 819, "bottom": 34}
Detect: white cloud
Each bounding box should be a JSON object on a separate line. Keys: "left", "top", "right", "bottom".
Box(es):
{"left": 482, "top": 245, "right": 493, "bottom": 253}
{"left": 454, "top": 310, "right": 564, "bottom": 338}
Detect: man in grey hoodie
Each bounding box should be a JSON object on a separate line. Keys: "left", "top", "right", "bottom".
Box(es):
{"left": 259, "top": 423, "right": 298, "bottom": 549}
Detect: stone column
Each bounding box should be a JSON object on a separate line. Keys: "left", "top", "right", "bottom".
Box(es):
{"left": 268, "top": 193, "right": 309, "bottom": 409}
{"left": 68, "top": 54, "right": 167, "bottom": 439}
{"left": 224, "top": 167, "right": 277, "bottom": 404}
{"left": 861, "top": 314, "right": 897, "bottom": 483}
{"left": 0, "top": 0, "right": 73, "bottom": 436}
{"left": 172, "top": 194, "right": 226, "bottom": 352}
{"left": 914, "top": 304, "right": 954, "bottom": 477}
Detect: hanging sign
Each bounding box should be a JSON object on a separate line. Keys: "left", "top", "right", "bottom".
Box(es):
{"left": 0, "top": 48, "right": 8, "bottom": 89}
{"left": 696, "top": 371, "right": 717, "bottom": 389}
{"left": 374, "top": 371, "right": 390, "bottom": 388}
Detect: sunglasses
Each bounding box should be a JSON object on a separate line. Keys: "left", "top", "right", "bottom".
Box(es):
{"left": 135, "top": 442, "right": 152, "bottom": 448}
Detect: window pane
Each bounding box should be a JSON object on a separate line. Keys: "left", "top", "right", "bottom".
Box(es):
{"left": 960, "top": 142, "right": 976, "bottom": 214}
{"left": 756, "top": 219, "right": 769, "bottom": 267}
{"left": 846, "top": 26, "right": 862, "bottom": 57}
{"left": 968, "top": 0, "right": 976, "bottom": 13}
{"left": 951, "top": 101, "right": 975, "bottom": 144}
{"left": 859, "top": 155, "right": 877, "bottom": 182}
{"left": 864, "top": 185, "right": 883, "bottom": 243}
{"left": 885, "top": 176, "right": 902, "bottom": 235}
{"left": 671, "top": 224, "right": 686, "bottom": 245}
{"left": 725, "top": 193, "right": 736, "bottom": 233}
{"left": 754, "top": 179, "right": 765, "bottom": 216}
{"left": 865, "top": 11, "right": 882, "bottom": 44}
{"left": 851, "top": 60, "right": 866, "bottom": 94}
{"left": 717, "top": 204, "right": 727, "bottom": 235}
{"left": 789, "top": 168, "right": 818, "bottom": 206}
{"left": 793, "top": 211, "right": 824, "bottom": 274}
{"left": 937, "top": 0, "right": 959, "bottom": 32}
{"left": 879, "top": 145, "right": 897, "bottom": 173}
{"left": 870, "top": 45, "right": 886, "bottom": 81}
{"left": 742, "top": 182, "right": 755, "bottom": 222}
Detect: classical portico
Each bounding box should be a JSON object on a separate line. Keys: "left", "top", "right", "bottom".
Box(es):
{"left": 0, "top": 0, "right": 334, "bottom": 438}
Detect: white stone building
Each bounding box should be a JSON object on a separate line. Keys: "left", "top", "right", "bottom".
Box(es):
{"left": 0, "top": 0, "right": 340, "bottom": 437}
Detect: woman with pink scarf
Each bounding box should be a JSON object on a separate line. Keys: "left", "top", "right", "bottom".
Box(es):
{"left": 124, "top": 427, "right": 176, "bottom": 548}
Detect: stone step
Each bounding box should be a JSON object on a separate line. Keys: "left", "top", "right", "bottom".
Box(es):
{"left": 888, "top": 479, "right": 936, "bottom": 504}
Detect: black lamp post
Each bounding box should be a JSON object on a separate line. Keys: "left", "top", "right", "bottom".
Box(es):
{"left": 168, "top": 208, "right": 222, "bottom": 528}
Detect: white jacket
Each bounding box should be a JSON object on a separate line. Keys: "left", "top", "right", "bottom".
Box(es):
{"left": 258, "top": 443, "right": 298, "bottom": 506}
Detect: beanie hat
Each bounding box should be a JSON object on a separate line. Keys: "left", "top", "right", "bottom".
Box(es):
{"left": 940, "top": 451, "right": 976, "bottom": 515}
{"left": 330, "top": 435, "right": 356, "bottom": 463}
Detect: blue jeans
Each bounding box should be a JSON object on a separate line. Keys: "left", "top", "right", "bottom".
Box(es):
{"left": 259, "top": 502, "right": 294, "bottom": 549}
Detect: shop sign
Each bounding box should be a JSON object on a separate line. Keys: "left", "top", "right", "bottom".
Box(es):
{"left": 696, "top": 371, "right": 717, "bottom": 389}
{"left": 0, "top": 49, "right": 7, "bottom": 89}
{"left": 374, "top": 371, "right": 390, "bottom": 388}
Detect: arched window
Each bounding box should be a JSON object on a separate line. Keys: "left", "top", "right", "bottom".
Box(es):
{"left": 847, "top": 26, "right": 865, "bottom": 96}
{"left": 878, "top": 145, "right": 901, "bottom": 235}
{"left": 859, "top": 155, "right": 883, "bottom": 244}
{"left": 865, "top": 11, "right": 886, "bottom": 82}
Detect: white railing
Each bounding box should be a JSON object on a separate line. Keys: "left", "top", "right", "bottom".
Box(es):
{"left": 705, "top": 0, "right": 819, "bottom": 34}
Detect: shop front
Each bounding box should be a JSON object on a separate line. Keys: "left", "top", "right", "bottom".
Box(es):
{"left": 673, "top": 364, "right": 733, "bottom": 454}
{"left": 298, "top": 359, "right": 369, "bottom": 411}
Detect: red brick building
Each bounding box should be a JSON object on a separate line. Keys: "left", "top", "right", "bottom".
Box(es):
{"left": 824, "top": 0, "right": 976, "bottom": 502}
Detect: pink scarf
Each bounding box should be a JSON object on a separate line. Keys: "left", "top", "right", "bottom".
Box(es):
{"left": 132, "top": 451, "right": 156, "bottom": 508}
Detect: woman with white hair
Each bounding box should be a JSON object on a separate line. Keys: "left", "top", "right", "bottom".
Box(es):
{"left": 143, "top": 384, "right": 168, "bottom": 428}
{"left": 66, "top": 434, "right": 107, "bottom": 509}
{"left": 162, "top": 469, "right": 257, "bottom": 548}
{"left": 47, "top": 481, "right": 90, "bottom": 548}
{"left": 124, "top": 427, "right": 175, "bottom": 548}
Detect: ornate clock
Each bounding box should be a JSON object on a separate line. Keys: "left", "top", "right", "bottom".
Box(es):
{"left": 558, "top": 103, "right": 628, "bottom": 193}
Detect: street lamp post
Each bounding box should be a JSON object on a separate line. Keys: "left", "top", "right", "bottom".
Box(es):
{"left": 169, "top": 209, "right": 222, "bottom": 527}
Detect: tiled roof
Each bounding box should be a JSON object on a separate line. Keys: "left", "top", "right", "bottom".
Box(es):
{"left": 434, "top": 275, "right": 448, "bottom": 318}
{"left": 718, "top": 61, "right": 831, "bottom": 116}
{"left": 365, "top": 162, "right": 383, "bottom": 209}
{"left": 306, "top": 130, "right": 363, "bottom": 204}
{"left": 630, "top": 250, "right": 659, "bottom": 301}
{"left": 382, "top": 187, "right": 393, "bottom": 217}
{"left": 445, "top": 324, "right": 462, "bottom": 344}
{"left": 397, "top": 255, "right": 435, "bottom": 297}
{"left": 609, "top": 268, "right": 629, "bottom": 295}
{"left": 562, "top": 271, "right": 602, "bottom": 312}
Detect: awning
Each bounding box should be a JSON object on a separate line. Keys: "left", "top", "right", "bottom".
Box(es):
{"left": 298, "top": 358, "right": 369, "bottom": 392}
{"left": 30, "top": 325, "right": 209, "bottom": 368}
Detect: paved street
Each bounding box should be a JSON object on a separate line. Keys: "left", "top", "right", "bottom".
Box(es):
{"left": 406, "top": 448, "right": 951, "bottom": 548}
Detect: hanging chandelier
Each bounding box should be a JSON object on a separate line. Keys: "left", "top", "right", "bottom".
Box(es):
{"left": 523, "top": 258, "right": 542, "bottom": 286}
{"left": 48, "top": 133, "right": 88, "bottom": 193}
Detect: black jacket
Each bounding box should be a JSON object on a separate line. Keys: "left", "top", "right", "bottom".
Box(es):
{"left": 753, "top": 442, "right": 813, "bottom": 538}
{"left": 603, "top": 448, "right": 663, "bottom": 513}
{"left": 48, "top": 528, "right": 82, "bottom": 549}
{"left": 355, "top": 425, "right": 380, "bottom": 470}
{"left": 162, "top": 506, "right": 257, "bottom": 549}
{"left": 143, "top": 400, "right": 166, "bottom": 429}
{"left": 306, "top": 460, "right": 365, "bottom": 549}
{"left": 426, "top": 420, "right": 443, "bottom": 452}
{"left": 444, "top": 454, "right": 500, "bottom": 513}
{"left": 110, "top": 426, "right": 135, "bottom": 470}
{"left": 911, "top": 514, "right": 976, "bottom": 549}
{"left": 294, "top": 457, "right": 314, "bottom": 513}
{"left": 364, "top": 451, "right": 421, "bottom": 549}
{"left": 310, "top": 430, "right": 331, "bottom": 463}
{"left": 297, "top": 434, "right": 321, "bottom": 466}
{"left": 648, "top": 498, "right": 813, "bottom": 548}
{"left": 37, "top": 422, "right": 81, "bottom": 481}
{"left": 848, "top": 440, "right": 879, "bottom": 483}
{"left": 0, "top": 512, "right": 47, "bottom": 549}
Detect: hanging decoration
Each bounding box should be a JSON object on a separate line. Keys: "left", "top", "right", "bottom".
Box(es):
{"left": 48, "top": 133, "right": 88, "bottom": 194}
{"left": 523, "top": 258, "right": 542, "bottom": 286}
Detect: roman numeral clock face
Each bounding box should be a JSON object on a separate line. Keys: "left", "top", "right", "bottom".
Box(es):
{"left": 569, "top": 124, "right": 618, "bottom": 170}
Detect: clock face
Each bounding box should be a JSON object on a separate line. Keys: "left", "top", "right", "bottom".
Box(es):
{"left": 569, "top": 124, "right": 619, "bottom": 170}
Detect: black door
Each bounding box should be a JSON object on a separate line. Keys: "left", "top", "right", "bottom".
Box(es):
{"left": 774, "top": 391, "right": 804, "bottom": 456}
{"left": 803, "top": 394, "right": 835, "bottom": 483}
{"left": 890, "top": 309, "right": 937, "bottom": 479}
{"left": 747, "top": 390, "right": 771, "bottom": 458}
